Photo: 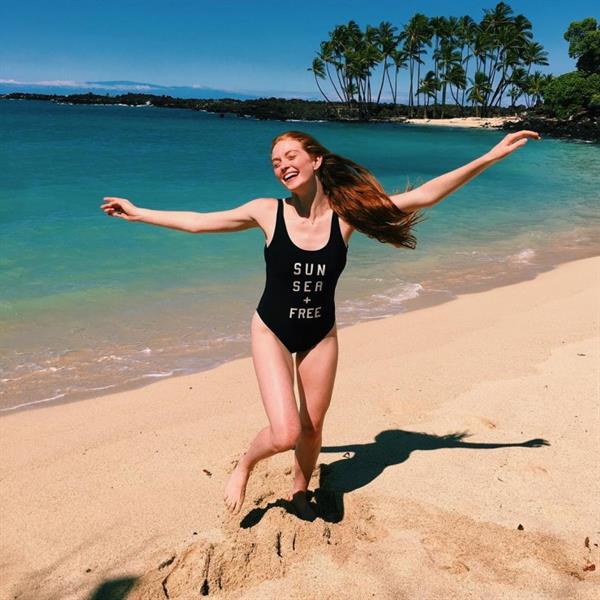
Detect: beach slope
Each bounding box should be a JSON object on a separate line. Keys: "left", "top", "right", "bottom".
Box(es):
{"left": 1, "top": 256, "right": 598, "bottom": 599}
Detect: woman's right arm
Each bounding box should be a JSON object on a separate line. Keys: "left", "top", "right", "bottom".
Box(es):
{"left": 100, "top": 197, "right": 264, "bottom": 234}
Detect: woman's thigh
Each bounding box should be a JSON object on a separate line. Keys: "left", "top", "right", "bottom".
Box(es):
{"left": 251, "top": 311, "right": 299, "bottom": 432}
{"left": 295, "top": 323, "right": 339, "bottom": 432}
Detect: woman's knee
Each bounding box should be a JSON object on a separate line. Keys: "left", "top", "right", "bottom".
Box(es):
{"left": 300, "top": 422, "right": 323, "bottom": 440}
{"left": 270, "top": 423, "right": 302, "bottom": 452}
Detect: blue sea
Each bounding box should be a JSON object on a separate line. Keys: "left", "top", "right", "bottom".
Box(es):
{"left": 1, "top": 99, "right": 598, "bottom": 413}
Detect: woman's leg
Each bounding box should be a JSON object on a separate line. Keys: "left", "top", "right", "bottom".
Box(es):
{"left": 289, "top": 325, "right": 339, "bottom": 503}
{"left": 223, "top": 312, "right": 301, "bottom": 514}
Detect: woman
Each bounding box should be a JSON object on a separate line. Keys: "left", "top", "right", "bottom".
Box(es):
{"left": 100, "top": 128, "right": 540, "bottom": 519}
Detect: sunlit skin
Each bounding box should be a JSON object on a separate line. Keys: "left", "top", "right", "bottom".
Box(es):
{"left": 101, "top": 129, "right": 541, "bottom": 520}
{"left": 223, "top": 132, "right": 543, "bottom": 518}
{"left": 223, "top": 138, "right": 328, "bottom": 519}
{"left": 270, "top": 139, "right": 328, "bottom": 217}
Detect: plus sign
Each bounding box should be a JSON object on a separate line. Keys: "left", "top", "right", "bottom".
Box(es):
{"left": 303, "top": 296, "right": 311, "bottom": 304}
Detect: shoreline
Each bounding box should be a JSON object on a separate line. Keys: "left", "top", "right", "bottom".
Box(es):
{"left": 401, "top": 115, "right": 522, "bottom": 129}
{"left": 3, "top": 94, "right": 597, "bottom": 142}
{"left": 0, "top": 255, "right": 597, "bottom": 599}
{"left": 3, "top": 240, "right": 598, "bottom": 417}
{"left": 3, "top": 243, "right": 598, "bottom": 416}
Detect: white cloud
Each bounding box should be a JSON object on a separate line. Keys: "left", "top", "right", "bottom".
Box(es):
{"left": 0, "top": 79, "right": 158, "bottom": 91}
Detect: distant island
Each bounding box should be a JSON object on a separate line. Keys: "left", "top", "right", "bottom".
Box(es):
{"left": 1, "top": 91, "right": 598, "bottom": 142}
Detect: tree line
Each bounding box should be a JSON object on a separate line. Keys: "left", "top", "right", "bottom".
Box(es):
{"left": 309, "top": 2, "right": 551, "bottom": 119}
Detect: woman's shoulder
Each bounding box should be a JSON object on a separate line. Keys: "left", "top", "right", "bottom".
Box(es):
{"left": 250, "top": 197, "right": 280, "bottom": 214}
{"left": 252, "top": 197, "right": 281, "bottom": 206}
{"left": 245, "top": 198, "right": 281, "bottom": 234}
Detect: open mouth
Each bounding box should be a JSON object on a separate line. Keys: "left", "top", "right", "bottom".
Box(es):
{"left": 283, "top": 171, "right": 299, "bottom": 182}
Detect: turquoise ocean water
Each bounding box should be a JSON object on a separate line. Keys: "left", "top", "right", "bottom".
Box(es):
{"left": 1, "top": 100, "right": 598, "bottom": 413}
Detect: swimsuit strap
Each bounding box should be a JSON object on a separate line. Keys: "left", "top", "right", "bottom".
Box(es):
{"left": 330, "top": 208, "right": 349, "bottom": 250}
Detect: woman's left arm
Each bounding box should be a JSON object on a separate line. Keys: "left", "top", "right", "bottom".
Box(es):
{"left": 390, "top": 130, "right": 541, "bottom": 212}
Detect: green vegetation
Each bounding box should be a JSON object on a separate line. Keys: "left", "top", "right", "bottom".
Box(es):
{"left": 564, "top": 17, "right": 600, "bottom": 75}
{"left": 542, "top": 72, "right": 600, "bottom": 120}
{"left": 309, "top": 2, "right": 550, "bottom": 119}
{"left": 539, "top": 18, "right": 600, "bottom": 120}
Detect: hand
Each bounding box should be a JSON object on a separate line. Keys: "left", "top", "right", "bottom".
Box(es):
{"left": 522, "top": 438, "right": 550, "bottom": 448}
{"left": 485, "top": 130, "right": 541, "bottom": 163}
{"left": 100, "top": 197, "right": 141, "bottom": 221}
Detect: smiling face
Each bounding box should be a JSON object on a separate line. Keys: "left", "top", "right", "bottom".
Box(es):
{"left": 271, "top": 138, "right": 322, "bottom": 192}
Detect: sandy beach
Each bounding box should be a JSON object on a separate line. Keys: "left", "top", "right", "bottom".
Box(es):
{"left": 403, "top": 115, "right": 523, "bottom": 129}
{"left": 1, "top": 255, "right": 598, "bottom": 599}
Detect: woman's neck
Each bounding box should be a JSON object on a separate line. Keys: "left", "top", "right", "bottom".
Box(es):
{"left": 290, "top": 179, "right": 329, "bottom": 221}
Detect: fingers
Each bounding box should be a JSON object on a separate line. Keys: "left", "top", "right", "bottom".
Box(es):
{"left": 101, "top": 204, "right": 126, "bottom": 218}
{"left": 100, "top": 197, "right": 126, "bottom": 218}
{"left": 505, "top": 130, "right": 541, "bottom": 143}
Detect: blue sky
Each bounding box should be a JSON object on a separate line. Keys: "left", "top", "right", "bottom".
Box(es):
{"left": 1, "top": 0, "right": 595, "bottom": 98}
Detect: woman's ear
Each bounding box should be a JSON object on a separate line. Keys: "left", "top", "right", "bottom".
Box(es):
{"left": 313, "top": 155, "right": 323, "bottom": 171}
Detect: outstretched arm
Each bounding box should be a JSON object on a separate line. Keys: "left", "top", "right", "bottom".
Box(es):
{"left": 390, "top": 130, "right": 541, "bottom": 212}
{"left": 100, "top": 197, "right": 265, "bottom": 234}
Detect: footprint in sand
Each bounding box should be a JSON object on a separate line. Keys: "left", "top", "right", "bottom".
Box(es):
{"left": 130, "top": 463, "right": 383, "bottom": 598}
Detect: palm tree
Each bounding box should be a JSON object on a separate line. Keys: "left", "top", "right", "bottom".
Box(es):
{"left": 389, "top": 48, "right": 408, "bottom": 106}
{"left": 506, "top": 66, "right": 527, "bottom": 111}
{"left": 374, "top": 21, "right": 398, "bottom": 104}
{"left": 417, "top": 71, "right": 441, "bottom": 118}
{"left": 460, "top": 18, "right": 479, "bottom": 112}
{"left": 471, "top": 26, "right": 494, "bottom": 102}
{"left": 308, "top": 4, "right": 549, "bottom": 121}
{"left": 308, "top": 57, "right": 333, "bottom": 105}
{"left": 415, "top": 17, "right": 434, "bottom": 110}
{"left": 399, "top": 13, "right": 431, "bottom": 117}
{"left": 487, "top": 13, "right": 534, "bottom": 112}
{"left": 429, "top": 16, "right": 446, "bottom": 112}
{"left": 507, "top": 84, "right": 523, "bottom": 113}
{"left": 446, "top": 64, "right": 467, "bottom": 114}
{"left": 437, "top": 40, "right": 463, "bottom": 118}
{"left": 527, "top": 71, "right": 550, "bottom": 108}
{"left": 329, "top": 24, "right": 353, "bottom": 106}
{"left": 318, "top": 40, "right": 345, "bottom": 103}
{"left": 362, "top": 25, "right": 384, "bottom": 107}
{"left": 522, "top": 40, "right": 549, "bottom": 77}
{"left": 467, "top": 71, "right": 492, "bottom": 117}
{"left": 518, "top": 70, "right": 548, "bottom": 110}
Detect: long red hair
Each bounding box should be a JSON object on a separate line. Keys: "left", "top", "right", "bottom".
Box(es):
{"left": 271, "top": 131, "right": 425, "bottom": 249}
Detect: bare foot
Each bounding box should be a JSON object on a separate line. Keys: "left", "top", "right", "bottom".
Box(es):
{"left": 286, "top": 490, "right": 317, "bottom": 521}
{"left": 223, "top": 460, "right": 250, "bottom": 514}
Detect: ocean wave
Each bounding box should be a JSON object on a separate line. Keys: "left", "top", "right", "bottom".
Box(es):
{"left": 285, "top": 119, "right": 328, "bottom": 123}
{"left": 0, "top": 392, "right": 66, "bottom": 412}
{"left": 140, "top": 369, "right": 186, "bottom": 379}
{"left": 507, "top": 248, "right": 536, "bottom": 264}
{"left": 371, "top": 282, "right": 424, "bottom": 305}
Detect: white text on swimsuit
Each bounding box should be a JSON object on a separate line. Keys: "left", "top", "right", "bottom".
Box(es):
{"left": 289, "top": 262, "right": 325, "bottom": 319}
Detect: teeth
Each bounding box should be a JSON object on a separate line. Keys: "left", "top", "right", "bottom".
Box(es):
{"left": 284, "top": 172, "right": 298, "bottom": 181}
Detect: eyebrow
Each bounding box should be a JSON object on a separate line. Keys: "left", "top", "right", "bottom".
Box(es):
{"left": 271, "top": 150, "right": 298, "bottom": 163}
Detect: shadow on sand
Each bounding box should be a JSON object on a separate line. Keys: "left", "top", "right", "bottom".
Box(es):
{"left": 88, "top": 576, "right": 138, "bottom": 600}
{"left": 240, "top": 428, "right": 549, "bottom": 527}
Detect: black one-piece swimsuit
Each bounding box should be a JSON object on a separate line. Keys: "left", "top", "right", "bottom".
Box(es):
{"left": 256, "top": 198, "right": 348, "bottom": 353}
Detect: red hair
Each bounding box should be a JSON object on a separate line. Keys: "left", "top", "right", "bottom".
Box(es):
{"left": 271, "top": 131, "right": 425, "bottom": 249}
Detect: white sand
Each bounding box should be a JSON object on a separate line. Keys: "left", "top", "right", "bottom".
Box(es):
{"left": 1, "top": 256, "right": 598, "bottom": 599}
{"left": 403, "top": 116, "right": 523, "bottom": 128}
